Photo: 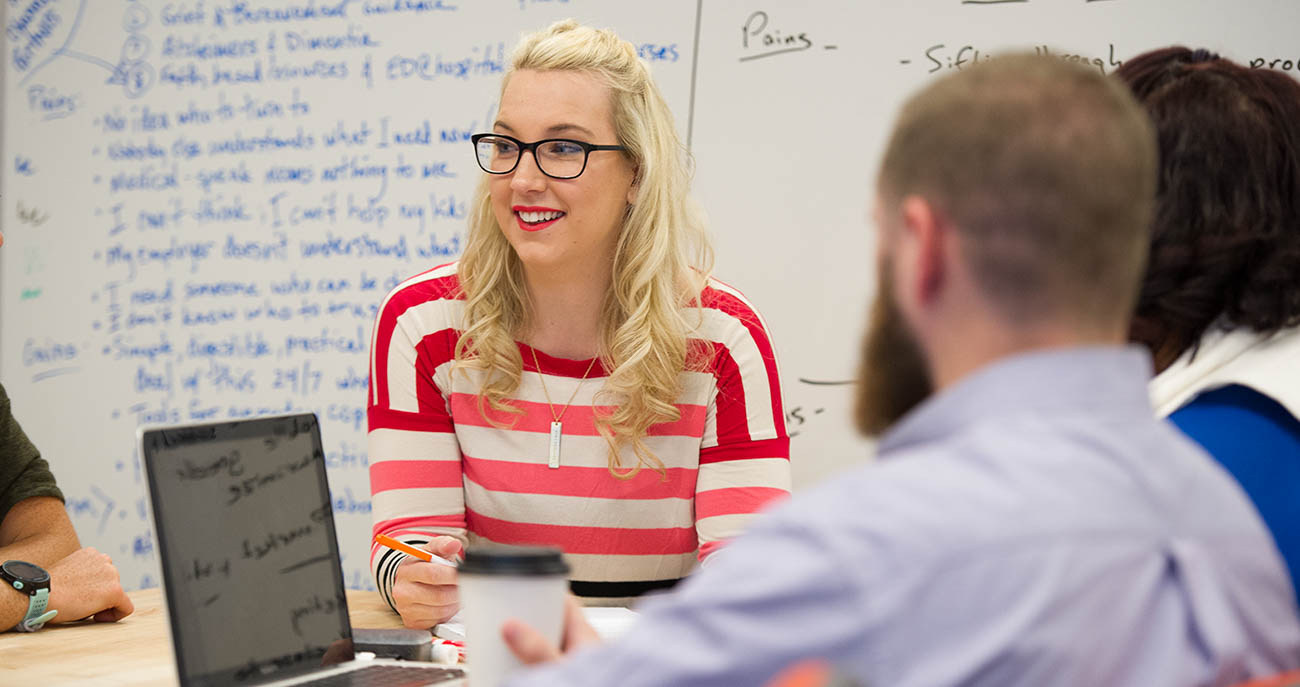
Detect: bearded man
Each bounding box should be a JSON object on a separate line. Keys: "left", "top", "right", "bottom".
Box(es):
{"left": 499, "top": 55, "right": 1300, "bottom": 687}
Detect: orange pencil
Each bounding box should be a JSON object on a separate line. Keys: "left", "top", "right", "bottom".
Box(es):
{"left": 374, "top": 534, "right": 457, "bottom": 567}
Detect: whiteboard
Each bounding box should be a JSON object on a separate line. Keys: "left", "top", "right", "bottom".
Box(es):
{"left": 4, "top": 0, "right": 1298, "bottom": 592}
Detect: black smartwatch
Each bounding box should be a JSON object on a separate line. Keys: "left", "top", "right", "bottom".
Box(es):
{"left": 1, "top": 560, "right": 57, "bottom": 631}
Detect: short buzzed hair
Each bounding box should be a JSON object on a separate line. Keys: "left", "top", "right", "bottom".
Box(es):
{"left": 878, "top": 55, "right": 1157, "bottom": 328}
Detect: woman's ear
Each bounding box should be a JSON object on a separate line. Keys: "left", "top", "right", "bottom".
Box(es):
{"left": 626, "top": 166, "right": 640, "bottom": 206}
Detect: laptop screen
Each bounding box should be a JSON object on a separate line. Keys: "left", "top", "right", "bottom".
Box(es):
{"left": 142, "top": 413, "right": 354, "bottom": 686}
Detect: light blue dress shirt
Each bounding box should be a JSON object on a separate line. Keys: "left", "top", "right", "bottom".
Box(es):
{"left": 509, "top": 348, "right": 1300, "bottom": 687}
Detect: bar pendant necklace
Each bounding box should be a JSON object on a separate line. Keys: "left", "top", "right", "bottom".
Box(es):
{"left": 548, "top": 422, "right": 564, "bottom": 469}
{"left": 531, "top": 346, "right": 598, "bottom": 469}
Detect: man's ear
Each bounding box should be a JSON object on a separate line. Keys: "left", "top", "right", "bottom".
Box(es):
{"left": 897, "top": 195, "right": 946, "bottom": 307}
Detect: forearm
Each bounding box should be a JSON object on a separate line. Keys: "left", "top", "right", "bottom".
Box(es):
{"left": 368, "top": 420, "right": 467, "bottom": 606}
{"left": 0, "top": 528, "right": 80, "bottom": 569}
{"left": 0, "top": 497, "right": 79, "bottom": 568}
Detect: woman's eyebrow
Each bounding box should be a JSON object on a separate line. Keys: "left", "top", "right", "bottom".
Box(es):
{"left": 491, "top": 122, "right": 596, "bottom": 138}
{"left": 545, "top": 123, "right": 596, "bottom": 138}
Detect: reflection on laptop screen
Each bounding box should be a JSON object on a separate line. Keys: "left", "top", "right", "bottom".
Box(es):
{"left": 144, "top": 414, "right": 352, "bottom": 686}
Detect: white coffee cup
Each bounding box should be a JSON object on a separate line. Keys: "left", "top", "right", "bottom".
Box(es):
{"left": 458, "top": 545, "right": 570, "bottom": 687}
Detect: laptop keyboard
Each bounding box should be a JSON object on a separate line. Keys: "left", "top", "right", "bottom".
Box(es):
{"left": 299, "top": 664, "right": 463, "bottom": 686}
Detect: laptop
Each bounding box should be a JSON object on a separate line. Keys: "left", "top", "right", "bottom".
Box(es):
{"left": 140, "top": 413, "right": 464, "bottom": 686}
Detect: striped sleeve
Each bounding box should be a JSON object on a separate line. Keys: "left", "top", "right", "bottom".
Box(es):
{"left": 695, "top": 282, "right": 792, "bottom": 561}
{"left": 367, "top": 263, "right": 469, "bottom": 611}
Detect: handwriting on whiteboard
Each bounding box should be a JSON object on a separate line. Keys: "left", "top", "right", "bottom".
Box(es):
{"left": 739, "top": 10, "right": 837, "bottom": 63}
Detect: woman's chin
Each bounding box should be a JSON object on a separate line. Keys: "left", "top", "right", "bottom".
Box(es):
{"left": 510, "top": 244, "right": 567, "bottom": 272}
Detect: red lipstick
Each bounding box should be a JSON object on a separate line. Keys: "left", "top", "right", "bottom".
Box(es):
{"left": 512, "top": 205, "right": 565, "bottom": 232}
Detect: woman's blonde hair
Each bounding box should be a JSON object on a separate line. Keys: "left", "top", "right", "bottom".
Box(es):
{"left": 454, "top": 19, "right": 714, "bottom": 479}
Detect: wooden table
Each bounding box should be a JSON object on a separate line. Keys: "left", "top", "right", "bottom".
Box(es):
{"left": 0, "top": 588, "right": 408, "bottom": 686}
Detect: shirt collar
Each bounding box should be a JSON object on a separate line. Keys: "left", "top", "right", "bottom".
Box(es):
{"left": 877, "top": 345, "right": 1155, "bottom": 457}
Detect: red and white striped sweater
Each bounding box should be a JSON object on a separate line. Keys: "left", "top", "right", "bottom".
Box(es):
{"left": 368, "top": 262, "right": 790, "bottom": 604}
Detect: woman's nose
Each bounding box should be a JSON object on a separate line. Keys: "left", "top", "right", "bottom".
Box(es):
{"left": 510, "top": 149, "right": 548, "bottom": 193}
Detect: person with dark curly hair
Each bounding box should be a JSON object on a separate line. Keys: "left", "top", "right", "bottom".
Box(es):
{"left": 1116, "top": 47, "right": 1300, "bottom": 606}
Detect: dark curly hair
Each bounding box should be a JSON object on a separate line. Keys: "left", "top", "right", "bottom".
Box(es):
{"left": 1115, "top": 47, "right": 1300, "bottom": 370}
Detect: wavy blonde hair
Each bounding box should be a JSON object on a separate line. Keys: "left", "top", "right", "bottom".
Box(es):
{"left": 454, "top": 20, "right": 714, "bottom": 479}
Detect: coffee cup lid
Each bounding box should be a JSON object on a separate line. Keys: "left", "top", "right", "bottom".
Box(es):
{"left": 459, "top": 544, "right": 570, "bottom": 576}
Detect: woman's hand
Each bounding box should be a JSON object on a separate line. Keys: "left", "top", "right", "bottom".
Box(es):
{"left": 390, "top": 536, "right": 463, "bottom": 628}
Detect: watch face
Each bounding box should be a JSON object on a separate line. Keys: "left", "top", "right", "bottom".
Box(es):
{"left": 2, "top": 560, "right": 48, "bottom": 584}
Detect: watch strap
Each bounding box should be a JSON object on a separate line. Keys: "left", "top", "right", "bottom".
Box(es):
{"left": 13, "top": 586, "right": 56, "bottom": 632}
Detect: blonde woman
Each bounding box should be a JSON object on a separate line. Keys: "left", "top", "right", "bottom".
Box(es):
{"left": 367, "top": 20, "right": 791, "bottom": 627}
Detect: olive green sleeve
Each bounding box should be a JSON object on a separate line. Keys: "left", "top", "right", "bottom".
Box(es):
{"left": 0, "top": 383, "right": 64, "bottom": 523}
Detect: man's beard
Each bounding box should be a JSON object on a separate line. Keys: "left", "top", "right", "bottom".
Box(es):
{"left": 853, "top": 259, "right": 934, "bottom": 437}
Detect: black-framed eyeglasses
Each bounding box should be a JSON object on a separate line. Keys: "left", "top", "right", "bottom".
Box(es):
{"left": 471, "top": 133, "right": 627, "bottom": 180}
